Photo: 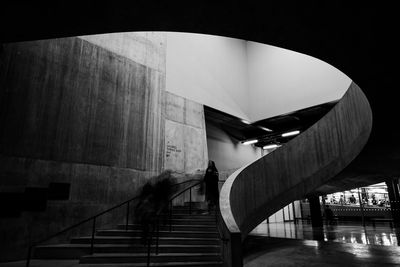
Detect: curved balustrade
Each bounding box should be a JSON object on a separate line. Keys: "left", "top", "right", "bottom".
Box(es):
{"left": 218, "top": 82, "right": 372, "bottom": 267}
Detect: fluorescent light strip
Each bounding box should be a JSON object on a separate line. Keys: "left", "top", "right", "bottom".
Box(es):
{"left": 241, "top": 119, "right": 251, "bottom": 124}
{"left": 258, "top": 126, "right": 273, "bottom": 132}
{"left": 281, "top": 130, "right": 300, "bottom": 137}
{"left": 263, "top": 144, "right": 280, "bottom": 150}
{"left": 242, "top": 139, "right": 258, "bottom": 145}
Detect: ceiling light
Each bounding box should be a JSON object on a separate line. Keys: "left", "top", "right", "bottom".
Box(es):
{"left": 242, "top": 139, "right": 258, "bottom": 145}
{"left": 281, "top": 130, "right": 300, "bottom": 137}
{"left": 258, "top": 126, "right": 273, "bottom": 132}
{"left": 263, "top": 144, "right": 280, "bottom": 150}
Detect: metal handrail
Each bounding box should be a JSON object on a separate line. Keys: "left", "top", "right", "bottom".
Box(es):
{"left": 26, "top": 178, "right": 199, "bottom": 267}
{"left": 146, "top": 179, "right": 228, "bottom": 266}
{"left": 215, "top": 201, "right": 230, "bottom": 243}
{"left": 145, "top": 179, "right": 203, "bottom": 263}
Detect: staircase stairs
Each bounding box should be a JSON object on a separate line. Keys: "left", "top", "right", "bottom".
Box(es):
{"left": 33, "top": 204, "right": 223, "bottom": 266}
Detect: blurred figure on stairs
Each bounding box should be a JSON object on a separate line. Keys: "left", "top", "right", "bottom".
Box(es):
{"left": 134, "top": 170, "right": 177, "bottom": 244}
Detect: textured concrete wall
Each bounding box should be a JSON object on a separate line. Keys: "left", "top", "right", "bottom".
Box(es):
{"left": 0, "top": 33, "right": 166, "bottom": 261}
{"left": 0, "top": 35, "right": 165, "bottom": 170}
{"left": 80, "top": 32, "right": 166, "bottom": 73}
{"left": 163, "top": 92, "right": 208, "bottom": 203}
{"left": 164, "top": 92, "right": 208, "bottom": 174}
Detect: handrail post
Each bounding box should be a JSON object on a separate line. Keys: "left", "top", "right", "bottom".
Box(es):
{"left": 189, "top": 187, "right": 192, "bottom": 214}
{"left": 90, "top": 218, "right": 96, "bottom": 254}
{"left": 126, "top": 201, "right": 130, "bottom": 231}
{"left": 147, "top": 228, "right": 153, "bottom": 267}
{"left": 26, "top": 245, "right": 32, "bottom": 267}
{"left": 169, "top": 201, "right": 172, "bottom": 232}
{"left": 358, "top": 187, "right": 366, "bottom": 227}
{"left": 215, "top": 204, "right": 218, "bottom": 225}
{"left": 156, "top": 218, "right": 160, "bottom": 255}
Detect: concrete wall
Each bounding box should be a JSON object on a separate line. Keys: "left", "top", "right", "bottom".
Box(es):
{"left": 0, "top": 33, "right": 166, "bottom": 261}
{"left": 164, "top": 92, "right": 208, "bottom": 175}
{"left": 79, "top": 32, "right": 166, "bottom": 73}
{"left": 164, "top": 91, "right": 208, "bottom": 204}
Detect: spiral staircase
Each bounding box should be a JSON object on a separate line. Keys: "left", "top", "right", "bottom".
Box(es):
{"left": 217, "top": 81, "right": 372, "bottom": 266}
{"left": 29, "top": 82, "right": 371, "bottom": 267}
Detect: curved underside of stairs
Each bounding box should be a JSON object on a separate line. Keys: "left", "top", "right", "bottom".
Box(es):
{"left": 218, "top": 81, "right": 372, "bottom": 266}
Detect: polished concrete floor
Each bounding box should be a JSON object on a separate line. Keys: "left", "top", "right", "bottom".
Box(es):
{"left": 245, "top": 221, "right": 400, "bottom": 266}
{"left": 2, "top": 222, "right": 400, "bottom": 266}
{"left": 243, "top": 236, "right": 400, "bottom": 267}
{"left": 250, "top": 221, "right": 400, "bottom": 246}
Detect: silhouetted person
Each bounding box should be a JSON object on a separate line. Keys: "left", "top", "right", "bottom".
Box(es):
{"left": 349, "top": 194, "right": 356, "bottom": 204}
{"left": 324, "top": 205, "right": 335, "bottom": 225}
{"left": 203, "top": 160, "right": 219, "bottom": 214}
{"left": 339, "top": 195, "right": 345, "bottom": 205}
{"left": 372, "top": 195, "right": 377, "bottom": 205}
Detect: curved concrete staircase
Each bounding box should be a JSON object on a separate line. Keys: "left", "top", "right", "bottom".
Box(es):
{"left": 32, "top": 82, "right": 371, "bottom": 267}
{"left": 33, "top": 205, "right": 222, "bottom": 266}
{"left": 218, "top": 82, "right": 373, "bottom": 267}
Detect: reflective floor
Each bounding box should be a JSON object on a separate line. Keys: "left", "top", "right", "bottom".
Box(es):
{"left": 244, "top": 236, "right": 400, "bottom": 267}
{"left": 245, "top": 221, "right": 400, "bottom": 266}
{"left": 2, "top": 222, "right": 399, "bottom": 267}
{"left": 250, "top": 220, "right": 400, "bottom": 246}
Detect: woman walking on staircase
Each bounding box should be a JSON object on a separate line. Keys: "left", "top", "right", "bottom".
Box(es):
{"left": 203, "top": 160, "right": 219, "bottom": 214}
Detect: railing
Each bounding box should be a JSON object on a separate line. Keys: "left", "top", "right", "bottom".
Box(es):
{"left": 215, "top": 198, "right": 230, "bottom": 264}
{"left": 145, "top": 179, "right": 203, "bottom": 265}
{"left": 25, "top": 179, "right": 200, "bottom": 267}
{"left": 146, "top": 179, "right": 228, "bottom": 266}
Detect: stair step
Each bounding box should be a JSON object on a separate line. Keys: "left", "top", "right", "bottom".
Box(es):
{"left": 162, "top": 206, "right": 214, "bottom": 211}
{"left": 78, "top": 261, "right": 222, "bottom": 267}
{"left": 169, "top": 207, "right": 215, "bottom": 214}
{"left": 161, "top": 214, "right": 216, "bottom": 219}
{"left": 118, "top": 224, "right": 217, "bottom": 232}
{"left": 171, "top": 205, "right": 205, "bottom": 209}
{"left": 158, "top": 219, "right": 216, "bottom": 225}
{"left": 171, "top": 209, "right": 214, "bottom": 214}
{"left": 168, "top": 209, "right": 206, "bottom": 213}
{"left": 126, "top": 219, "right": 215, "bottom": 226}
{"left": 97, "top": 229, "right": 218, "bottom": 238}
{"left": 183, "top": 201, "right": 204, "bottom": 206}
{"left": 80, "top": 253, "right": 221, "bottom": 264}
{"left": 71, "top": 236, "right": 220, "bottom": 245}
{"left": 34, "top": 244, "right": 220, "bottom": 259}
